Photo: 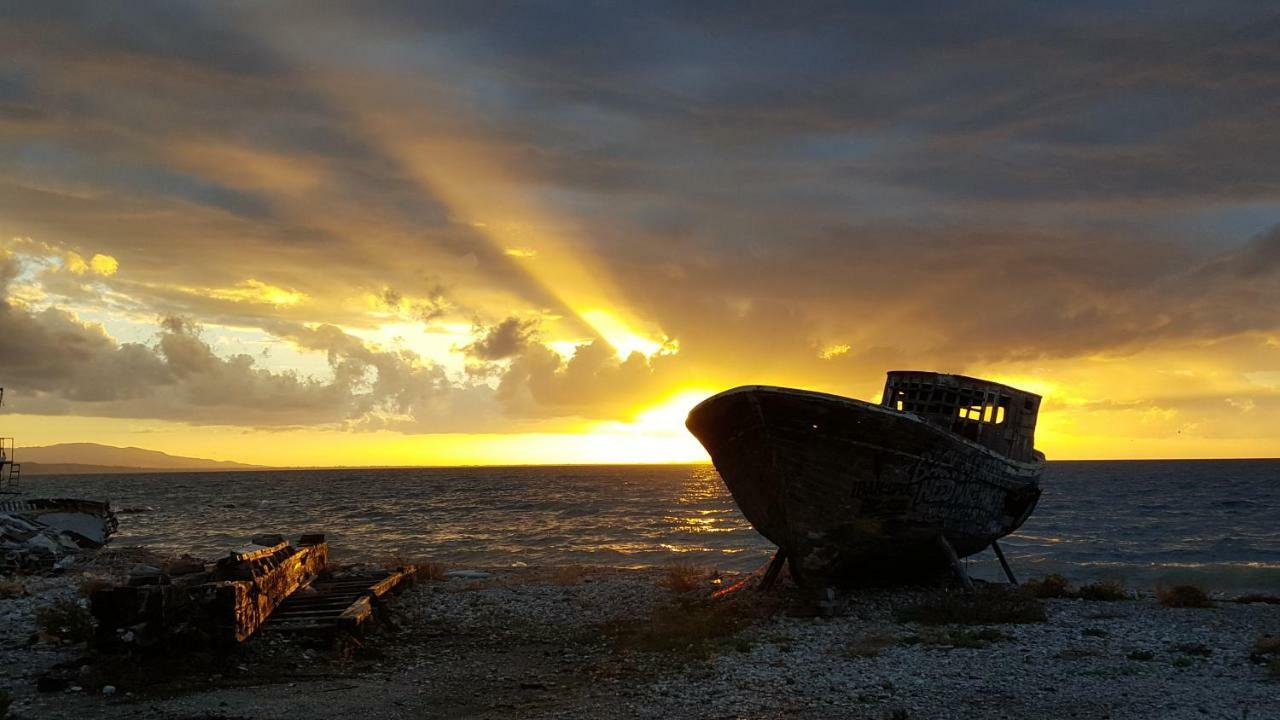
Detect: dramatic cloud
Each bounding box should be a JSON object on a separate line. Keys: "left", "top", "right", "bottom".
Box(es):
{"left": 0, "top": 251, "right": 507, "bottom": 430}
{"left": 465, "top": 317, "right": 539, "bottom": 361}
{"left": 498, "top": 341, "right": 674, "bottom": 419}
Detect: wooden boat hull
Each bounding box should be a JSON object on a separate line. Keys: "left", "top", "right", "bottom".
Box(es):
{"left": 686, "top": 386, "right": 1043, "bottom": 586}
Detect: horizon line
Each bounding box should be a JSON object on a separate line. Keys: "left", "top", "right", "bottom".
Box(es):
{"left": 23, "top": 455, "right": 1280, "bottom": 475}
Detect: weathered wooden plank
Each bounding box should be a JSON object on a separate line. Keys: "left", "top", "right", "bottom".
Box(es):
{"left": 264, "top": 567, "right": 415, "bottom": 634}
{"left": 367, "top": 566, "right": 416, "bottom": 597}
{"left": 91, "top": 535, "right": 329, "bottom": 649}
{"left": 337, "top": 596, "right": 373, "bottom": 627}
{"left": 230, "top": 540, "right": 289, "bottom": 563}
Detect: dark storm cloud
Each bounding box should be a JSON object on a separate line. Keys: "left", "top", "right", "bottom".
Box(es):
{"left": 465, "top": 317, "right": 539, "bottom": 361}
{"left": 331, "top": 1, "right": 1280, "bottom": 205}
{"left": 2, "top": 1, "right": 283, "bottom": 76}
{"left": 10, "top": 1, "right": 1280, "bottom": 211}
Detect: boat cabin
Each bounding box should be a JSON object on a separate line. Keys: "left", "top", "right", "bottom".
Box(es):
{"left": 880, "top": 371, "right": 1041, "bottom": 461}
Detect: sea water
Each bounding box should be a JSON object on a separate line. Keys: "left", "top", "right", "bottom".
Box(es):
{"left": 19, "top": 460, "right": 1280, "bottom": 593}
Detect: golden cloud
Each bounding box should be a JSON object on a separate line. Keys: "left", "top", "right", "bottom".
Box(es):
{"left": 63, "top": 252, "right": 119, "bottom": 277}
{"left": 207, "top": 279, "right": 307, "bottom": 307}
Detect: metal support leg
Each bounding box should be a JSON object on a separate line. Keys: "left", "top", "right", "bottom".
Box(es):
{"left": 759, "top": 548, "right": 787, "bottom": 591}
{"left": 937, "top": 535, "right": 974, "bottom": 592}
{"left": 991, "top": 539, "right": 1018, "bottom": 586}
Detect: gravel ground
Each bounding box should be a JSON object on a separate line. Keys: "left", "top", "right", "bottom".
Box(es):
{"left": 1, "top": 560, "right": 1276, "bottom": 720}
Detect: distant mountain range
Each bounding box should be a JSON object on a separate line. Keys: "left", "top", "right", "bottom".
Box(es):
{"left": 17, "top": 443, "right": 264, "bottom": 475}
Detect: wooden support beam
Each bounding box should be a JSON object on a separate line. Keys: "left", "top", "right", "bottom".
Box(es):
{"left": 991, "top": 539, "right": 1018, "bottom": 586}
{"left": 337, "top": 596, "right": 373, "bottom": 627}
{"left": 759, "top": 548, "right": 787, "bottom": 591}
{"left": 366, "top": 567, "right": 416, "bottom": 597}
{"left": 937, "top": 535, "right": 974, "bottom": 593}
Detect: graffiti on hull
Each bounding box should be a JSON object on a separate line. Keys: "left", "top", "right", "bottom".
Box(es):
{"left": 906, "top": 449, "right": 1011, "bottom": 531}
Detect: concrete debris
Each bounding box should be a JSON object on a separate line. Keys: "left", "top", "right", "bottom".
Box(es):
{"left": 0, "top": 498, "right": 118, "bottom": 572}
{"left": 445, "top": 569, "right": 493, "bottom": 580}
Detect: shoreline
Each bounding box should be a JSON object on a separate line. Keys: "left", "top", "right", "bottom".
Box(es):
{"left": 1, "top": 555, "right": 1276, "bottom": 720}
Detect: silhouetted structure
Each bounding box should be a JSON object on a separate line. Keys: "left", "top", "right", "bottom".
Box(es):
{"left": 686, "top": 371, "right": 1045, "bottom": 589}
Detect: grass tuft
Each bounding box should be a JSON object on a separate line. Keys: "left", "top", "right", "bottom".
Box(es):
{"left": 1022, "top": 575, "right": 1130, "bottom": 601}
{"left": 1172, "top": 642, "right": 1212, "bottom": 657}
{"left": 1023, "top": 574, "right": 1074, "bottom": 599}
{"left": 894, "top": 586, "right": 1046, "bottom": 625}
{"left": 1076, "top": 581, "right": 1128, "bottom": 601}
{"left": 417, "top": 562, "right": 448, "bottom": 582}
{"left": 1157, "top": 585, "right": 1214, "bottom": 608}
{"left": 1128, "top": 650, "right": 1155, "bottom": 661}
{"left": 0, "top": 580, "right": 25, "bottom": 599}
{"left": 35, "top": 599, "right": 94, "bottom": 643}
{"left": 377, "top": 554, "right": 445, "bottom": 581}
{"left": 1082, "top": 627, "right": 1108, "bottom": 638}
{"left": 663, "top": 562, "right": 706, "bottom": 594}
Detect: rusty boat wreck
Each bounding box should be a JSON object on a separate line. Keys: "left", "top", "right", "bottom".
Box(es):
{"left": 686, "top": 371, "right": 1045, "bottom": 590}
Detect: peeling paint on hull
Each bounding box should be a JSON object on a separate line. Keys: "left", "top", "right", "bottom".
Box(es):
{"left": 686, "top": 385, "right": 1044, "bottom": 587}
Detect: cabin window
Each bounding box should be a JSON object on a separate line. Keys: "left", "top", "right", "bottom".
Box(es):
{"left": 886, "top": 381, "right": 1006, "bottom": 425}
{"left": 956, "top": 404, "right": 1005, "bottom": 424}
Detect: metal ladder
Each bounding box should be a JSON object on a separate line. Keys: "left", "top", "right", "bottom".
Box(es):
{"left": 0, "top": 435, "right": 18, "bottom": 494}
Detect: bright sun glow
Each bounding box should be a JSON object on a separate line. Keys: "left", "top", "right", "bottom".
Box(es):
{"left": 630, "top": 389, "right": 715, "bottom": 430}
{"left": 340, "top": 97, "right": 673, "bottom": 363}
{"left": 982, "top": 374, "right": 1061, "bottom": 400}
{"left": 579, "top": 309, "right": 665, "bottom": 359}
{"left": 574, "top": 388, "right": 717, "bottom": 462}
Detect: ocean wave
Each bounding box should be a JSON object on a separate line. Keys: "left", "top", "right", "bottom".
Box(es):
{"left": 19, "top": 460, "right": 1280, "bottom": 593}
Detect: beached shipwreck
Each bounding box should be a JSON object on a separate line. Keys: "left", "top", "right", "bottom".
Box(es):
{"left": 686, "top": 371, "right": 1045, "bottom": 589}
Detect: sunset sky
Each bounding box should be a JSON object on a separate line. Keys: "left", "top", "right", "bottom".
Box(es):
{"left": 2, "top": 2, "right": 1279, "bottom": 465}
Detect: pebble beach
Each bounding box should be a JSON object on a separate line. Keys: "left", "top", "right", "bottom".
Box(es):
{"left": 2, "top": 557, "right": 1277, "bottom": 720}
